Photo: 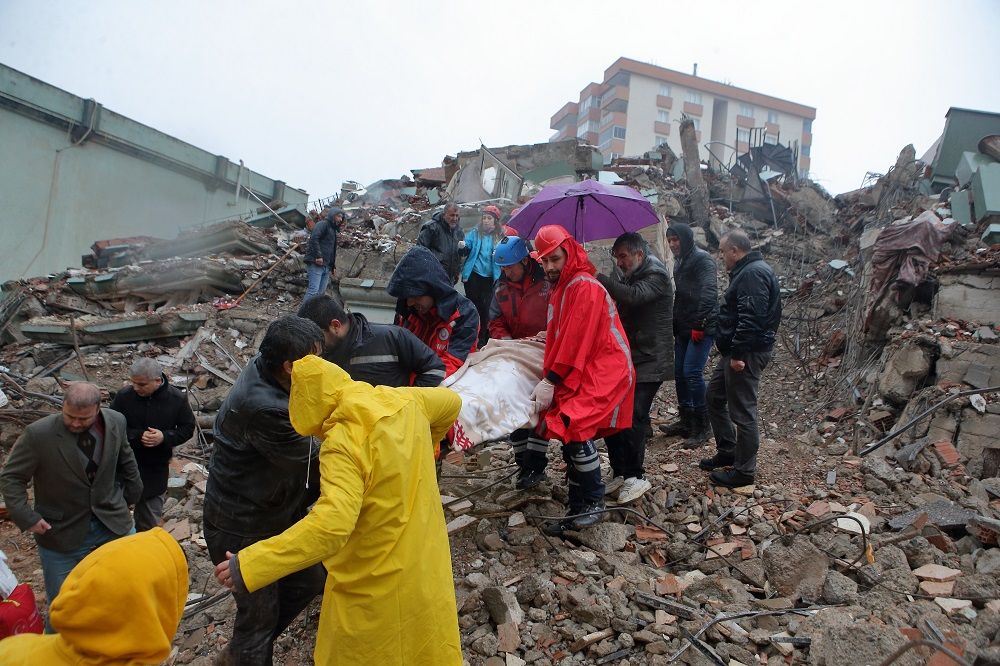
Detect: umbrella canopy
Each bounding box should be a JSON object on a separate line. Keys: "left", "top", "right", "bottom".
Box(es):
{"left": 508, "top": 179, "right": 659, "bottom": 243}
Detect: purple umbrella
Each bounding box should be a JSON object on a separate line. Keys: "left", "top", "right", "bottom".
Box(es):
{"left": 508, "top": 179, "right": 659, "bottom": 243}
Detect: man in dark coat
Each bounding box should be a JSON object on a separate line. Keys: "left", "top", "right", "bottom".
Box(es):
{"left": 304, "top": 207, "right": 343, "bottom": 300}
{"left": 660, "top": 223, "right": 719, "bottom": 447}
{"left": 417, "top": 203, "right": 464, "bottom": 284}
{"left": 699, "top": 230, "right": 782, "bottom": 488}
{"left": 110, "top": 358, "right": 196, "bottom": 531}
{"left": 203, "top": 316, "right": 328, "bottom": 664}
{"left": 597, "top": 232, "right": 673, "bottom": 504}
{"left": 386, "top": 246, "right": 479, "bottom": 377}
{"left": 298, "top": 295, "right": 446, "bottom": 388}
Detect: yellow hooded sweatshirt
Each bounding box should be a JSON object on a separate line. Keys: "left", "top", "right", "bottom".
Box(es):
{"left": 235, "top": 355, "right": 463, "bottom": 665}
{"left": 0, "top": 527, "right": 188, "bottom": 665}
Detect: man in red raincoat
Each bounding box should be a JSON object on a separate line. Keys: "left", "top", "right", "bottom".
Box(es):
{"left": 528, "top": 225, "right": 634, "bottom": 534}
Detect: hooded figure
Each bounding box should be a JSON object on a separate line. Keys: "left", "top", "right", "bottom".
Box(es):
{"left": 0, "top": 527, "right": 187, "bottom": 665}
{"left": 223, "top": 355, "right": 463, "bottom": 666}
{"left": 386, "top": 246, "right": 479, "bottom": 376}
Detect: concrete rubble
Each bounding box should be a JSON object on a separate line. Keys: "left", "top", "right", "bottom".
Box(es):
{"left": 1, "top": 131, "right": 999, "bottom": 664}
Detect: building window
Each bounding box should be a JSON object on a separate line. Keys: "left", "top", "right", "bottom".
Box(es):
{"left": 767, "top": 110, "right": 779, "bottom": 124}
{"left": 686, "top": 91, "right": 702, "bottom": 105}
{"left": 613, "top": 126, "right": 626, "bottom": 140}
{"left": 659, "top": 83, "right": 671, "bottom": 97}
{"left": 657, "top": 109, "right": 669, "bottom": 123}
{"left": 600, "top": 112, "right": 613, "bottom": 126}
{"left": 691, "top": 117, "right": 701, "bottom": 131}
{"left": 739, "top": 103, "right": 755, "bottom": 118}
{"left": 764, "top": 133, "right": 779, "bottom": 145}
{"left": 576, "top": 120, "right": 597, "bottom": 138}
{"left": 802, "top": 144, "right": 811, "bottom": 156}
{"left": 654, "top": 135, "right": 669, "bottom": 146}
{"left": 737, "top": 128, "right": 750, "bottom": 144}
{"left": 803, "top": 119, "right": 812, "bottom": 133}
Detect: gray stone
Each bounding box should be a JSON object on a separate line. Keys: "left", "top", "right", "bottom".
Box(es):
{"left": 953, "top": 574, "right": 1000, "bottom": 601}
{"left": 822, "top": 570, "right": 859, "bottom": 604}
{"left": 762, "top": 538, "right": 829, "bottom": 602}
{"left": 875, "top": 544, "right": 910, "bottom": 573}
{"left": 887, "top": 501, "right": 973, "bottom": 530}
{"left": 877, "top": 342, "right": 934, "bottom": 406}
{"left": 684, "top": 575, "right": 752, "bottom": 607}
{"left": 899, "top": 536, "right": 937, "bottom": 569}
{"left": 936, "top": 341, "right": 1000, "bottom": 389}
{"left": 25, "top": 375, "right": 59, "bottom": 395}
{"left": 481, "top": 586, "right": 524, "bottom": 626}
{"left": 975, "top": 548, "right": 1000, "bottom": 575}
{"left": 576, "top": 522, "right": 633, "bottom": 553}
{"left": 571, "top": 601, "right": 613, "bottom": 629}
{"left": 471, "top": 632, "right": 500, "bottom": 657}
{"left": 957, "top": 409, "right": 1000, "bottom": 478}
{"left": 809, "top": 624, "right": 920, "bottom": 666}
{"left": 861, "top": 457, "right": 903, "bottom": 485}
{"left": 936, "top": 274, "right": 1000, "bottom": 325}
{"left": 514, "top": 573, "right": 551, "bottom": 605}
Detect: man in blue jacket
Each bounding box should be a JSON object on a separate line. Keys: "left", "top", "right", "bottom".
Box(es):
{"left": 303, "top": 208, "right": 344, "bottom": 300}
{"left": 699, "top": 230, "right": 781, "bottom": 488}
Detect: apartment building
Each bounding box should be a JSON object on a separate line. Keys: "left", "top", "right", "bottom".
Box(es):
{"left": 549, "top": 57, "right": 816, "bottom": 177}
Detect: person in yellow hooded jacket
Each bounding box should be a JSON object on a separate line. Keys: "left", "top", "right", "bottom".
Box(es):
{"left": 0, "top": 526, "right": 187, "bottom": 665}
{"left": 215, "top": 354, "right": 463, "bottom": 665}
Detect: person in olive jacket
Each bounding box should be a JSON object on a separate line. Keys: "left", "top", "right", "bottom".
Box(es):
{"left": 597, "top": 232, "right": 673, "bottom": 505}
{"left": 110, "top": 358, "right": 196, "bottom": 531}
{"left": 660, "top": 223, "right": 719, "bottom": 447}
{"left": 417, "top": 202, "right": 465, "bottom": 284}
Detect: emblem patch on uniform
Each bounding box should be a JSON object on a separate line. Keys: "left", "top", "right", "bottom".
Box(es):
{"left": 438, "top": 328, "right": 450, "bottom": 341}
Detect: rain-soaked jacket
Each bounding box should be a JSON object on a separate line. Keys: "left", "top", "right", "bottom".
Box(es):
{"left": 0, "top": 527, "right": 187, "bottom": 665}
{"left": 387, "top": 246, "right": 479, "bottom": 376}
{"left": 232, "top": 355, "right": 463, "bottom": 666}
{"left": 541, "top": 238, "right": 634, "bottom": 442}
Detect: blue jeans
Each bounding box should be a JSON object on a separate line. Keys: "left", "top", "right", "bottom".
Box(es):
{"left": 674, "top": 333, "right": 714, "bottom": 408}
{"left": 304, "top": 262, "right": 330, "bottom": 300}
{"left": 38, "top": 515, "right": 134, "bottom": 630}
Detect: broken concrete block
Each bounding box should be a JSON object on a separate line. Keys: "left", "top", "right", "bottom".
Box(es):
{"left": 809, "top": 624, "right": 917, "bottom": 666}
{"left": 982, "top": 222, "right": 1000, "bottom": 245}
{"left": 481, "top": 586, "right": 524, "bottom": 626}
{"left": 822, "top": 570, "right": 858, "bottom": 604}
{"left": 957, "top": 409, "right": 1000, "bottom": 478}
{"left": 934, "top": 597, "right": 973, "bottom": 615}
{"left": 912, "top": 563, "right": 962, "bottom": 582}
{"left": 935, "top": 274, "right": 1000, "bottom": 325}
{"left": 877, "top": 342, "right": 934, "bottom": 406}
{"left": 762, "top": 538, "right": 829, "bottom": 602}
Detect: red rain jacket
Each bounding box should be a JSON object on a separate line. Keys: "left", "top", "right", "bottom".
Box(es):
{"left": 401, "top": 307, "right": 478, "bottom": 377}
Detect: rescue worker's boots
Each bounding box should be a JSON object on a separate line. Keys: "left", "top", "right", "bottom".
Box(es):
{"left": 658, "top": 407, "right": 692, "bottom": 438}
{"left": 681, "top": 408, "right": 711, "bottom": 449}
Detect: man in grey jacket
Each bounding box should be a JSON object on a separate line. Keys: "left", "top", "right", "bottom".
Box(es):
{"left": 417, "top": 203, "right": 464, "bottom": 284}
{"left": 1, "top": 382, "right": 142, "bottom": 609}
{"left": 597, "top": 233, "right": 673, "bottom": 504}
{"left": 303, "top": 207, "right": 343, "bottom": 300}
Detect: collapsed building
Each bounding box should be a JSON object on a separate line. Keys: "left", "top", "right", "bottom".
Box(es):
{"left": 0, "top": 108, "right": 999, "bottom": 664}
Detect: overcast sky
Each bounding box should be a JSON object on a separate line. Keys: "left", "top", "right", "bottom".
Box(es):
{"left": 2, "top": 1, "right": 999, "bottom": 201}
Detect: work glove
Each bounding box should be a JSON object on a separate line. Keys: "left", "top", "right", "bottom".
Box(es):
{"left": 690, "top": 329, "right": 705, "bottom": 344}
{"left": 530, "top": 379, "right": 555, "bottom": 413}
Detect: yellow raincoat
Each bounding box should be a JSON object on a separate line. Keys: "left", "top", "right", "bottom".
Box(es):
{"left": 0, "top": 527, "right": 187, "bottom": 665}
{"left": 235, "top": 355, "right": 463, "bottom": 665}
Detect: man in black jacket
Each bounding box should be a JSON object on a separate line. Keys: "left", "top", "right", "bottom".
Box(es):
{"left": 204, "top": 316, "right": 327, "bottom": 665}
{"left": 109, "top": 358, "right": 196, "bottom": 531}
{"left": 417, "top": 203, "right": 464, "bottom": 284}
{"left": 298, "top": 295, "right": 446, "bottom": 387}
{"left": 597, "top": 233, "right": 673, "bottom": 504}
{"left": 699, "top": 230, "right": 781, "bottom": 488}
{"left": 660, "top": 223, "right": 719, "bottom": 447}
{"left": 303, "top": 207, "right": 343, "bottom": 300}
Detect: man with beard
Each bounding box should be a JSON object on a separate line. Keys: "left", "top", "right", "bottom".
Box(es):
{"left": 528, "top": 225, "right": 634, "bottom": 534}
{"left": 597, "top": 232, "right": 673, "bottom": 504}
{"left": 417, "top": 202, "right": 465, "bottom": 284}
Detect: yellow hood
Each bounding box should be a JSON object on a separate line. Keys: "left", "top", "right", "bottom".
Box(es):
{"left": 51, "top": 527, "right": 188, "bottom": 664}
{"left": 289, "top": 355, "right": 407, "bottom": 438}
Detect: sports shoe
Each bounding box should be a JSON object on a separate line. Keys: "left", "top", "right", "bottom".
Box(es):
{"left": 617, "top": 477, "right": 652, "bottom": 504}
{"left": 542, "top": 517, "right": 573, "bottom": 536}
{"left": 571, "top": 501, "right": 606, "bottom": 530}
{"left": 515, "top": 470, "right": 546, "bottom": 490}
{"left": 698, "top": 451, "right": 735, "bottom": 471}
{"left": 710, "top": 468, "right": 755, "bottom": 488}
{"left": 604, "top": 476, "right": 625, "bottom": 496}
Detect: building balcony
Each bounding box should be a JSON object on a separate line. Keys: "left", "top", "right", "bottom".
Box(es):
{"left": 599, "top": 111, "right": 627, "bottom": 130}
{"left": 549, "top": 102, "right": 579, "bottom": 131}
{"left": 600, "top": 85, "right": 629, "bottom": 113}
{"left": 736, "top": 115, "right": 756, "bottom": 129}
{"left": 654, "top": 121, "right": 671, "bottom": 135}
{"left": 683, "top": 101, "right": 703, "bottom": 116}
{"left": 656, "top": 95, "right": 673, "bottom": 109}
{"left": 765, "top": 122, "right": 780, "bottom": 135}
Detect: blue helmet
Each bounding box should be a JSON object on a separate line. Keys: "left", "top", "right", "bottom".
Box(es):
{"left": 494, "top": 236, "right": 529, "bottom": 266}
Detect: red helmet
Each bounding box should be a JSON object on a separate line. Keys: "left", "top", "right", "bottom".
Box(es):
{"left": 482, "top": 205, "right": 502, "bottom": 220}
{"left": 530, "top": 225, "right": 572, "bottom": 259}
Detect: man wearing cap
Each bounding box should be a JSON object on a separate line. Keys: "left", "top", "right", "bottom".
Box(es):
{"left": 490, "top": 235, "right": 551, "bottom": 489}
{"left": 461, "top": 205, "right": 504, "bottom": 347}
{"left": 529, "top": 225, "right": 634, "bottom": 533}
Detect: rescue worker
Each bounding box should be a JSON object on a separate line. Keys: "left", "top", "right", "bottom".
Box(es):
{"left": 659, "top": 223, "right": 719, "bottom": 447}
{"left": 298, "top": 295, "right": 445, "bottom": 387}
{"left": 0, "top": 527, "right": 187, "bottom": 665}
{"left": 213, "top": 355, "right": 463, "bottom": 666}
{"left": 386, "top": 245, "right": 479, "bottom": 377}
{"left": 597, "top": 232, "right": 673, "bottom": 504}
{"left": 528, "top": 225, "right": 634, "bottom": 533}
{"left": 461, "top": 205, "right": 504, "bottom": 347}
{"left": 417, "top": 202, "right": 464, "bottom": 284}
{"left": 490, "top": 235, "right": 551, "bottom": 489}
{"left": 699, "top": 230, "right": 781, "bottom": 487}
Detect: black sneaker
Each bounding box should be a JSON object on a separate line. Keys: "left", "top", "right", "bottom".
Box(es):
{"left": 710, "top": 468, "right": 755, "bottom": 488}
{"left": 698, "top": 451, "right": 735, "bottom": 471}
{"left": 515, "top": 470, "right": 547, "bottom": 490}
{"left": 571, "top": 501, "right": 606, "bottom": 529}
{"left": 542, "top": 518, "right": 572, "bottom": 536}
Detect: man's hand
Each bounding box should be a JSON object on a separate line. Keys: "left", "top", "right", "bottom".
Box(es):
{"left": 730, "top": 358, "right": 746, "bottom": 372}
{"left": 314, "top": 257, "right": 325, "bottom": 266}
{"left": 457, "top": 240, "right": 466, "bottom": 250}
{"left": 141, "top": 428, "right": 164, "bottom": 447}
{"left": 214, "top": 551, "right": 237, "bottom": 589}
{"left": 531, "top": 379, "right": 555, "bottom": 412}
{"left": 29, "top": 518, "right": 51, "bottom": 535}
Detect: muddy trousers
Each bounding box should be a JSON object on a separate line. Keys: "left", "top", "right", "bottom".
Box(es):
{"left": 706, "top": 351, "right": 772, "bottom": 475}
{"left": 205, "top": 521, "right": 326, "bottom": 666}
{"left": 605, "top": 381, "right": 661, "bottom": 480}
{"left": 511, "top": 428, "right": 548, "bottom": 474}
{"left": 561, "top": 440, "right": 605, "bottom": 511}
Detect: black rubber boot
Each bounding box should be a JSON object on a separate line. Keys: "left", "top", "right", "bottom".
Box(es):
{"left": 698, "top": 450, "right": 735, "bottom": 471}
{"left": 682, "top": 409, "right": 710, "bottom": 449}
{"left": 658, "top": 407, "right": 691, "bottom": 437}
